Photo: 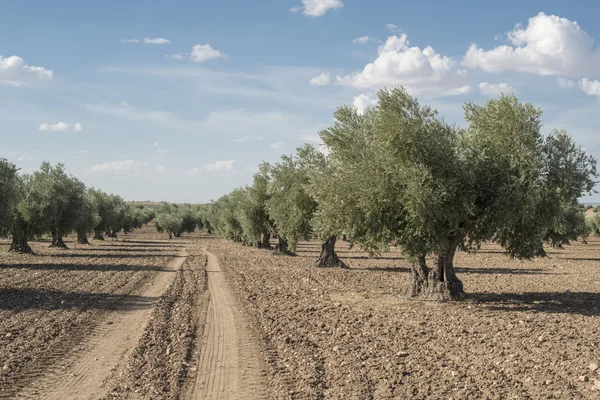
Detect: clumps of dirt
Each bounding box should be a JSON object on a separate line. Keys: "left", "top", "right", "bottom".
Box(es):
{"left": 0, "top": 225, "right": 184, "bottom": 397}
{"left": 206, "top": 237, "right": 600, "bottom": 399}
{"left": 103, "top": 250, "right": 208, "bottom": 399}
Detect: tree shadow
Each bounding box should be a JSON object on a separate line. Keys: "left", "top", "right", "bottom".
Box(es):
{"left": 0, "top": 262, "right": 171, "bottom": 273}
{"left": 118, "top": 240, "right": 186, "bottom": 245}
{"left": 0, "top": 287, "right": 158, "bottom": 311}
{"left": 350, "top": 266, "right": 411, "bottom": 273}
{"left": 93, "top": 243, "right": 185, "bottom": 249}
{"left": 44, "top": 253, "right": 180, "bottom": 260}
{"left": 559, "top": 257, "right": 600, "bottom": 262}
{"left": 69, "top": 247, "right": 177, "bottom": 253}
{"left": 456, "top": 267, "right": 556, "bottom": 275}
{"left": 339, "top": 255, "right": 405, "bottom": 261}
{"left": 469, "top": 291, "right": 600, "bottom": 317}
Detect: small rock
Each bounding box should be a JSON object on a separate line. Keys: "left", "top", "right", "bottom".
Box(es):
{"left": 590, "top": 362, "right": 599, "bottom": 371}
{"left": 537, "top": 335, "right": 545, "bottom": 343}
{"left": 397, "top": 352, "right": 409, "bottom": 357}
{"left": 545, "top": 379, "right": 552, "bottom": 385}
{"left": 2, "top": 364, "right": 8, "bottom": 371}
{"left": 525, "top": 377, "right": 532, "bottom": 383}
{"left": 579, "top": 376, "right": 589, "bottom": 382}
{"left": 5, "top": 333, "right": 12, "bottom": 338}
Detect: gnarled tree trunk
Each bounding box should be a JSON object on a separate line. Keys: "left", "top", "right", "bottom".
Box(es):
{"left": 315, "top": 236, "right": 346, "bottom": 268}
{"left": 94, "top": 229, "right": 105, "bottom": 241}
{"left": 10, "top": 234, "right": 33, "bottom": 254}
{"left": 260, "top": 231, "right": 272, "bottom": 250}
{"left": 412, "top": 234, "right": 465, "bottom": 301}
{"left": 50, "top": 232, "right": 68, "bottom": 249}
{"left": 273, "top": 237, "right": 292, "bottom": 255}
{"left": 77, "top": 231, "right": 90, "bottom": 244}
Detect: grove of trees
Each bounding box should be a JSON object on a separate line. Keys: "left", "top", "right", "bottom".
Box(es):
{"left": 200, "top": 88, "right": 598, "bottom": 301}
{"left": 0, "top": 161, "right": 156, "bottom": 253}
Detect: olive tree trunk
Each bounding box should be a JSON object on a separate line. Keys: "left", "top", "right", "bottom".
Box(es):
{"left": 273, "top": 237, "right": 292, "bottom": 255}
{"left": 9, "top": 234, "right": 33, "bottom": 254}
{"left": 315, "top": 236, "right": 346, "bottom": 268}
{"left": 50, "top": 232, "right": 68, "bottom": 249}
{"left": 260, "top": 231, "right": 272, "bottom": 250}
{"left": 411, "top": 234, "right": 465, "bottom": 301}
{"left": 77, "top": 231, "right": 90, "bottom": 244}
{"left": 93, "top": 228, "right": 105, "bottom": 241}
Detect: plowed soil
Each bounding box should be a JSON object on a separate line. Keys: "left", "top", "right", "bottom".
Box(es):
{"left": 2, "top": 226, "right": 600, "bottom": 399}
{"left": 205, "top": 237, "right": 600, "bottom": 399}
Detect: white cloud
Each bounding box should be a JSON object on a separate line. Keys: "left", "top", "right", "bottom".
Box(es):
{"left": 478, "top": 82, "right": 515, "bottom": 96}
{"left": 270, "top": 142, "right": 285, "bottom": 149}
{"left": 580, "top": 78, "right": 600, "bottom": 97}
{"left": 353, "top": 36, "right": 372, "bottom": 44}
{"left": 190, "top": 44, "right": 227, "bottom": 63}
{"left": 386, "top": 24, "right": 401, "bottom": 33}
{"left": 120, "top": 100, "right": 129, "bottom": 107}
{"left": 156, "top": 165, "right": 165, "bottom": 173}
{"left": 120, "top": 38, "right": 139, "bottom": 43}
{"left": 189, "top": 159, "right": 236, "bottom": 175}
{"left": 291, "top": 0, "right": 343, "bottom": 17}
{"left": 353, "top": 92, "right": 377, "bottom": 115}
{"left": 89, "top": 160, "right": 149, "bottom": 173}
{"left": 230, "top": 136, "right": 250, "bottom": 142}
{"left": 39, "top": 122, "right": 70, "bottom": 131}
{"left": 336, "top": 34, "right": 470, "bottom": 97}
{"left": 73, "top": 122, "right": 83, "bottom": 132}
{"left": 166, "top": 53, "right": 186, "bottom": 60}
{"left": 557, "top": 77, "right": 575, "bottom": 88}
{"left": 0, "top": 55, "right": 53, "bottom": 86}
{"left": 153, "top": 141, "right": 159, "bottom": 147}
{"left": 309, "top": 72, "right": 330, "bottom": 86}
{"left": 463, "top": 12, "right": 600, "bottom": 78}
{"left": 256, "top": 136, "right": 266, "bottom": 141}
{"left": 156, "top": 149, "right": 171, "bottom": 153}
{"left": 17, "top": 156, "right": 25, "bottom": 161}
{"left": 144, "top": 37, "right": 171, "bottom": 45}
{"left": 73, "top": 150, "right": 89, "bottom": 155}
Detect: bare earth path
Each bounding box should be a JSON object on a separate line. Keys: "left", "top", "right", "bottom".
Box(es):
{"left": 14, "top": 251, "right": 188, "bottom": 400}
{"left": 186, "top": 249, "right": 268, "bottom": 400}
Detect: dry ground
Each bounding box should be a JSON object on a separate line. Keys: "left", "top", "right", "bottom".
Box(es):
{"left": 2, "top": 226, "right": 600, "bottom": 399}
{"left": 206, "top": 237, "right": 600, "bottom": 399}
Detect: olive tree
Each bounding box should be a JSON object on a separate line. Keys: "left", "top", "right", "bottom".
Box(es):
{"left": 74, "top": 190, "right": 100, "bottom": 244}
{"left": 236, "top": 163, "right": 274, "bottom": 249}
{"left": 266, "top": 145, "right": 323, "bottom": 254}
{"left": 155, "top": 212, "right": 183, "bottom": 239}
{"left": 0, "top": 159, "right": 19, "bottom": 237}
{"left": 318, "top": 88, "right": 597, "bottom": 300}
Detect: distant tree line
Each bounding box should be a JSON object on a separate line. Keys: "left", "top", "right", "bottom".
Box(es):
{"left": 199, "top": 88, "right": 598, "bottom": 300}
{"left": 0, "top": 161, "right": 155, "bottom": 253}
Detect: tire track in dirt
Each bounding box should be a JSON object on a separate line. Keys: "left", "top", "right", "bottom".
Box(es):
{"left": 186, "top": 249, "right": 268, "bottom": 400}
{"left": 13, "top": 251, "right": 188, "bottom": 400}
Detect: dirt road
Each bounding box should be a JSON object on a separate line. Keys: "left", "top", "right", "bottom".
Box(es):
{"left": 186, "top": 249, "right": 268, "bottom": 400}
{"left": 14, "top": 251, "right": 188, "bottom": 400}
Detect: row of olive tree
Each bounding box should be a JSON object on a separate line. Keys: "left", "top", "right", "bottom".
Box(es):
{"left": 200, "top": 89, "right": 597, "bottom": 300}
{"left": 0, "top": 161, "right": 153, "bottom": 252}
{"left": 154, "top": 203, "right": 204, "bottom": 239}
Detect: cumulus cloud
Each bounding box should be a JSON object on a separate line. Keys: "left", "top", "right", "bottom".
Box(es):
{"left": 120, "top": 100, "right": 129, "bottom": 107}
{"left": 463, "top": 12, "right": 600, "bottom": 77}
{"left": 73, "top": 122, "right": 83, "bottom": 132}
{"left": 39, "top": 122, "right": 70, "bottom": 131}
{"left": 156, "top": 165, "right": 165, "bottom": 173}
{"left": 144, "top": 37, "right": 171, "bottom": 44}
{"left": 90, "top": 160, "right": 149, "bottom": 173}
{"left": 580, "top": 78, "right": 600, "bottom": 97}
{"left": 120, "top": 38, "right": 139, "bottom": 43}
{"left": 190, "top": 44, "right": 227, "bottom": 63}
{"left": 353, "top": 93, "right": 378, "bottom": 115}
{"left": 188, "top": 159, "right": 236, "bottom": 175}
{"left": 0, "top": 55, "right": 53, "bottom": 86}
{"left": 336, "top": 34, "right": 470, "bottom": 97}
{"left": 478, "top": 82, "right": 515, "bottom": 96}
{"left": 270, "top": 142, "right": 285, "bottom": 149}
{"left": 290, "top": 0, "right": 343, "bottom": 17}
{"left": 309, "top": 72, "right": 330, "bottom": 86}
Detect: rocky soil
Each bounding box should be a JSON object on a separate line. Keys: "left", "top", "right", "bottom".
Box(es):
{"left": 206, "top": 237, "right": 600, "bottom": 399}
{"left": 0, "top": 226, "right": 185, "bottom": 398}
{"left": 103, "top": 245, "right": 208, "bottom": 399}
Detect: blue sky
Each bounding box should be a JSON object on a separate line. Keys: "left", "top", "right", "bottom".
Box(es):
{"left": 2, "top": 0, "right": 600, "bottom": 202}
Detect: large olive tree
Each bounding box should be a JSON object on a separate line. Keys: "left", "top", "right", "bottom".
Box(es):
{"left": 318, "top": 88, "right": 596, "bottom": 300}
{"left": 0, "top": 159, "right": 19, "bottom": 237}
